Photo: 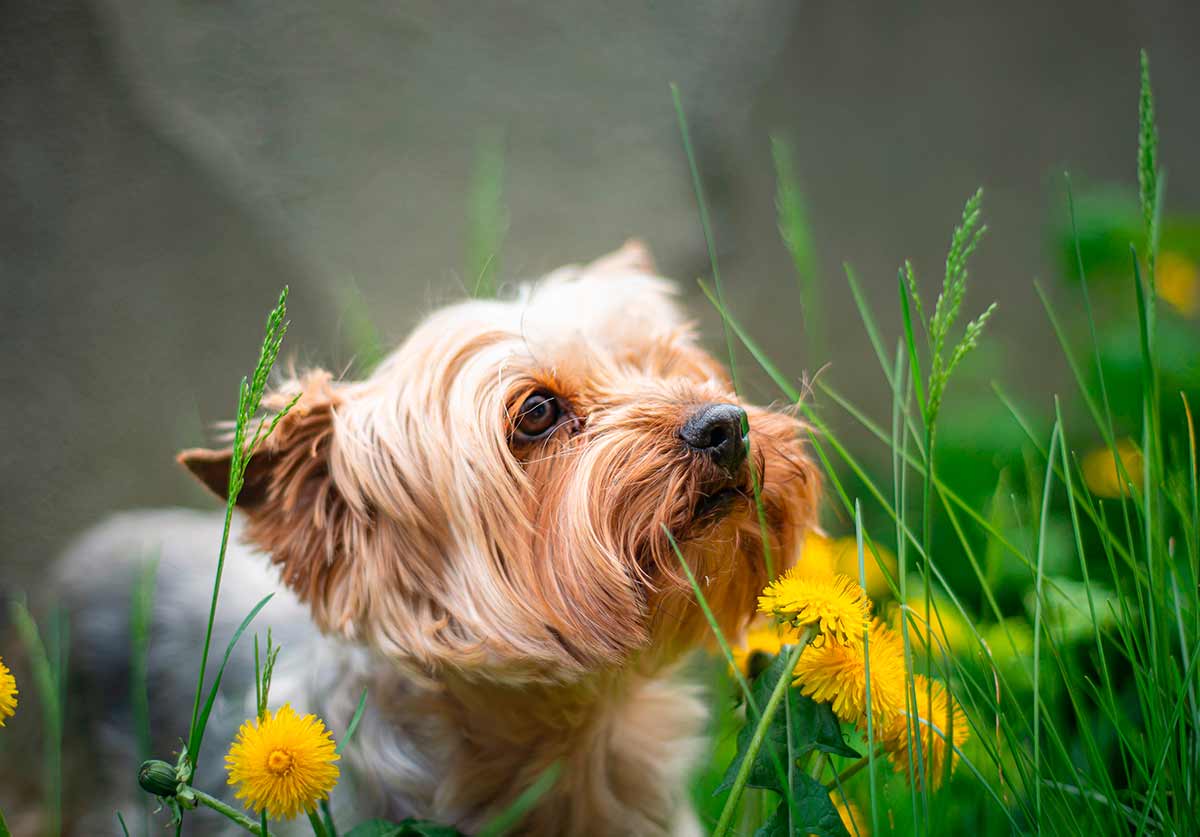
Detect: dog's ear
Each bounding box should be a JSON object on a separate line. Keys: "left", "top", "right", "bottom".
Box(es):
{"left": 177, "top": 447, "right": 277, "bottom": 509}
{"left": 178, "top": 370, "right": 340, "bottom": 509}
{"left": 177, "top": 370, "right": 351, "bottom": 607}
{"left": 584, "top": 238, "right": 657, "bottom": 276}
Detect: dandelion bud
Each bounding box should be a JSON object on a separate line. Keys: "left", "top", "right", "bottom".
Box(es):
{"left": 138, "top": 759, "right": 179, "bottom": 798}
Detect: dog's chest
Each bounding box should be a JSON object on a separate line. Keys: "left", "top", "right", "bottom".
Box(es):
{"left": 293, "top": 654, "right": 708, "bottom": 836}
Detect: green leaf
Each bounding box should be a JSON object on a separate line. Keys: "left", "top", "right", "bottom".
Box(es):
{"left": 754, "top": 772, "right": 850, "bottom": 837}
{"left": 477, "top": 762, "right": 562, "bottom": 837}
{"left": 716, "top": 651, "right": 859, "bottom": 796}
{"left": 898, "top": 267, "right": 928, "bottom": 420}
{"left": 344, "top": 819, "right": 462, "bottom": 837}
{"left": 187, "top": 593, "right": 274, "bottom": 765}
{"left": 337, "top": 687, "right": 370, "bottom": 754}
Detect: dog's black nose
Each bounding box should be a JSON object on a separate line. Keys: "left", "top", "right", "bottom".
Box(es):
{"left": 681, "top": 403, "right": 748, "bottom": 474}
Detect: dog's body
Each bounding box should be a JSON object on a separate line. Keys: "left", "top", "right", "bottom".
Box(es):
{"left": 55, "top": 243, "right": 818, "bottom": 835}
{"left": 58, "top": 510, "right": 706, "bottom": 835}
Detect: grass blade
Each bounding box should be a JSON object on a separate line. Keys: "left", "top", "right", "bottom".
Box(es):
{"left": 336, "top": 688, "right": 369, "bottom": 755}
{"left": 671, "top": 83, "right": 739, "bottom": 392}
{"left": 772, "top": 135, "right": 824, "bottom": 354}
{"left": 898, "top": 268, "right": 928, "bottom": 421}
{"left": 1031, "top": 421, "right": 1062, "bottom": 825}
{"left": 10, "top": 600, "right": 63, "bottom": 837}
{"left": 843, "top": 263, "right": 895, "bottom": 389}
{"left": 855, "top": 501, "right": 880, "bottom": 837}
{"left": 467, "top": 129, "right": 508, "bottom": 299}
{"left": 187, "top": 593, "right": 274, "bottom": 766}
{"left": 662, "top": 525, "right": 797, "bottom": 826}
{"left": 712, "top": 637, "right": 812, "bottom": 837}
{"left": 477, "top": 762, "right": 563, "bottom": 837}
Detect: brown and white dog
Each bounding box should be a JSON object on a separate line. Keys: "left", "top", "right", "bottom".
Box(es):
{"left": 56, "top": 241, "right": 819, "bottom": 835}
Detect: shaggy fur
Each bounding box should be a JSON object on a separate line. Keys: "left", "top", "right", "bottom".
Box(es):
{"left": 54, "top": 241, "right": 819, "bottom": 835}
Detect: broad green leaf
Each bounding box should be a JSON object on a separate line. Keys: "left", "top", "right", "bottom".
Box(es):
{"left": 754, "top": 772, "right": 850, "bottom": 837}
{"left": 716, "top": 651, "right": 859, "bottom": 796}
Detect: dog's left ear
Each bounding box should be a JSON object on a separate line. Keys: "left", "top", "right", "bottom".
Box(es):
{"left": 177, "top": 370, "right": 352, "bottom": 607}
{"left": 177, "top": 445, "right": 279, "bottom": 510}
{"left": 178, "top": 370, "right": 341, "bottom": 509}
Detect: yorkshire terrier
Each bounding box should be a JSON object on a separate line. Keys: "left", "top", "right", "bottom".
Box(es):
{"left": 54, "top": 241, "right": 819, "bottom": 835}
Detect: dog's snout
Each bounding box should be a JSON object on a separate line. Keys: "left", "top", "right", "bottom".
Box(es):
{"left": 681, "top": 403, "right": 748, "bottom": 473}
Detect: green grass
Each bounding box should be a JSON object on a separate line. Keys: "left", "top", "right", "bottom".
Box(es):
{"left": 9, "top": 600, "right": 66, "bottom": 837}
{"left": 678, "top": 48, "right": 1200, "bottom": 836}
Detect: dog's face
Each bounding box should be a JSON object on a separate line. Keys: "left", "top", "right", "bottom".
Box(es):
{"left": 181, "top": 243, "right": 818, "bottom": 681}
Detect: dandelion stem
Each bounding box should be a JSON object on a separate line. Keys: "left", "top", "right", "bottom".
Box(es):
{"left": 306, "top": 809, "right": 330, "bottom": 837}
{"left": 825, "top": 745, "right": 889, "bottom": 790}
{"left": 319, "top": 800, "right": 338, "bottom": 837}
{"left": 809, "top": 752, "right": 827, "bottom": 780}
{"left": 713, "top": 629, "right": 814, "bottom": 837}
{"left": 191, "top": 788, "right": 264, "bottom": 835}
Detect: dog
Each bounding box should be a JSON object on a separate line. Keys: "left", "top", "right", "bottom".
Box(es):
{"left": 53, "top": 240, "right": 819, "bottom": 835}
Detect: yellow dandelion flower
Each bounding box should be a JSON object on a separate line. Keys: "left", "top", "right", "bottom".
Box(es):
{"left": 792, "top": 620, "right": 908, "bottom": 727}
{"left": 0, "top": 656, "right": 17, "bottom": 726}
{"left": 226, "top": 704, "right": 340, "bottom": 820}
{"left": 731, "top": 617, "right": 798, "bottom": 678}
{"left": 1081, "top": 438, "right": 1143, "bottom": 499}
{"left": 830, "top": 536, "right": 898, "bottom": 600}
{"left": 832, "top": 794, "right": 868, "bottom": 836}
{"left": 882, "top": 675, "right": 969, "bottom": 789}
{"left": 1158, "top": 251, "right": 1199, "bottom": 317}
{"left": 758, "top": 567, "right": 871, "bottom": 648}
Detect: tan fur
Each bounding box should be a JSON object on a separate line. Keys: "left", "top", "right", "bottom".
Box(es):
{"left": 179, "top": 244, "right": 819, "bottom": 834}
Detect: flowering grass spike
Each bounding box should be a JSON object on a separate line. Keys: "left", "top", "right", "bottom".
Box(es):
{"left": 225, "top": 703, "right": 340, "bottom": 820}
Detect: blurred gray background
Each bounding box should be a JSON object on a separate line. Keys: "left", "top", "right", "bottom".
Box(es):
{"left": 3, "top": 0, "right": 1198, "bottom": 591}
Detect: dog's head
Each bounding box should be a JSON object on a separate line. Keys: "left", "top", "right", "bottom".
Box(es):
{"left": 181, "top": 242, "right": 819, "bottom": 681}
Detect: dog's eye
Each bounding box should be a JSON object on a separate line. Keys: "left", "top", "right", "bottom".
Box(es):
{"left": 514, "top": 392, "right": 560, "bottom": 439}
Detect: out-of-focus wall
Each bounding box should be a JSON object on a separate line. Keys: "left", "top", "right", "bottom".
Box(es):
{"left": 2, "top": 0, "right": 1198, "bottom": 589}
